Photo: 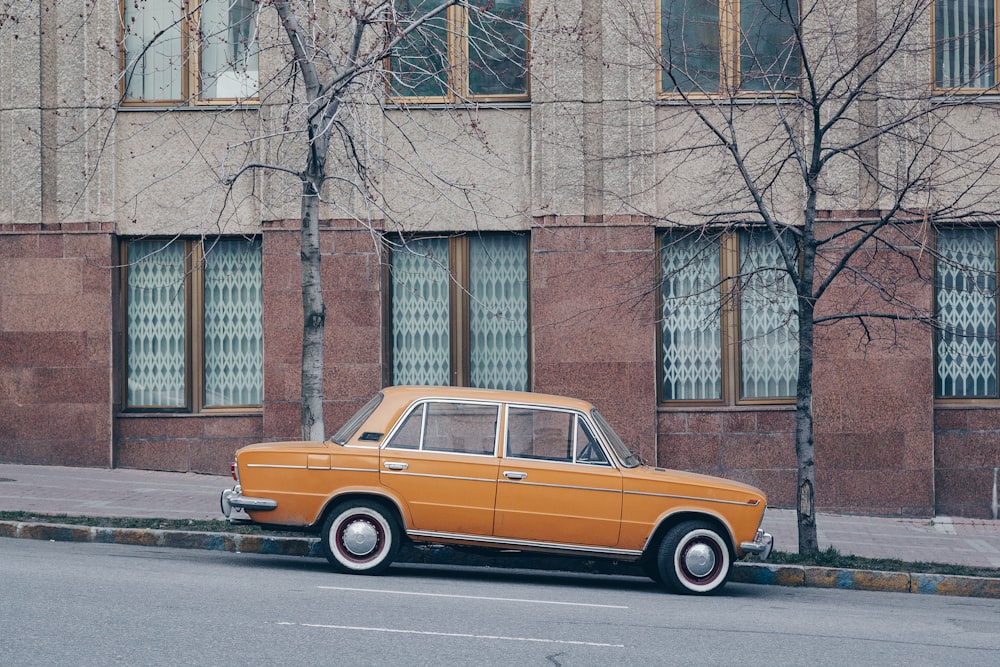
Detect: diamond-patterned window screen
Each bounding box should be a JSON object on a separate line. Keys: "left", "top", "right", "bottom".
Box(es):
{"left": 738, "top": 230, "right": 799, "bottom": 399}
{"left": 124, "top": 238, "right": 262, "bottom": 411}
{"left": 660, "top": 233, "right": 723, "bottom": 400}
{"left": 660, "top": 229, "right": 798, "bottom": 403}
{"left": 203, "top": 238, "right": 263, "bottom": 407}
{"left": 390, "top": 237, "right": 452, "bottom": 385}
{"left": 389, "top": 233, "right": 529, "bottom": 390}
{"left": 936, "top": 228, "right": 998, "bottom": 398}
{"left": 127, "top": 240, "right": 187, "bottom": 408}
{"left": 469, "top": 234, "right": 529, "bottom": 391}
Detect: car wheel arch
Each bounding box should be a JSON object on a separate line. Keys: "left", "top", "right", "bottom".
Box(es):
{"left": 642, "top": 510, "right": 736, "bottom": 561}
{"left": 313, "top": 491, "right": 409, "bottom": 534}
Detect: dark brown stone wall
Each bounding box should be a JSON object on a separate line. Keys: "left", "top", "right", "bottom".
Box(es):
{"left": 529, "top": 219, "right": 658, "bottom": 463}
{"left": 260, "top": 219, "right": 384, "bottom": 444}
{"left": 934, "top": 408, "right": 1000, "bottom": 518}
{"left": 0, "top": 225, "right": 115, "bottom": 467}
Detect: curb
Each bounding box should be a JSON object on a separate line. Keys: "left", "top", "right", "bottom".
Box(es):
{"left": 3, "top": 520, "right": 998, "bottom": 599}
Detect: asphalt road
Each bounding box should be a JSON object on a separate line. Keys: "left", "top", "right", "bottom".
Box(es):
{"left": 2, "top": 538, "right": 999, "bottom": 666}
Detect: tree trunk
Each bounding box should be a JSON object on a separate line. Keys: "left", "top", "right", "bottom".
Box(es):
{"left": 300, "top": 174, "right": 325, "bottom": 442}
{"left": 795, "top": 296, "right": 820, "bottom": 553}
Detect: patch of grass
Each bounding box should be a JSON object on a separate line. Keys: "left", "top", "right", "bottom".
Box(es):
{"left": 3, "top": 511, "right": 998, "bottom": 580}
{"left": 759, "top": 546, "right": 1000, "bottom": 579}
{"left": 0, "top": 511, "right": 304, "bottom": 536}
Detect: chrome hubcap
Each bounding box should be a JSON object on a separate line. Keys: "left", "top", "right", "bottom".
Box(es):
{"left": 683, "top": 542, "right": 716, "bottom": 578}
{"left": 342, "top": 518, "right": 379, "bottom": 557}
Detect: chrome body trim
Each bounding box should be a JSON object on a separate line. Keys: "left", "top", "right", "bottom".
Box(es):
{"left": 498, "top": 478, "right": 621, "bottom": 494}
{"left": 625, "top": 490, "right": 761, "bottom": 507}
{"left": 406, "top": 529, "right": 643, "bottom": 559}
{"left": 380, "top": 471, "right": 496, "bottom": 484}
{"left": 739, "top": 529, "right": 774, "bottom": 560}
{"left": 246, "top": 463, "right": 308, "bottom": 470}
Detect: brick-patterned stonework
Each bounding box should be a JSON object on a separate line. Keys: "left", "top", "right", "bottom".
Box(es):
{"left": 0, "top": 227, "right": 114, "bottom": 467}
{"left": 934, "top": 408, "right": 1000, "bottom": 518}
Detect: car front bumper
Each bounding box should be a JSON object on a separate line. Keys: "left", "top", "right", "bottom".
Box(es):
{"left": 739, "top": 529, "right": 774, "bottom": 561}
{"left": 220, "top": 486, "right": 278, "bottom": 524}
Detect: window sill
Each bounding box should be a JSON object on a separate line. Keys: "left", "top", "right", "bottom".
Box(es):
{"left": 657, "top": 403, "right": 795, "bottom": 412}
{"left": 384, "top": 101, "right": 531, "bottom": 111}
{"left": 934, "top": 400, "right": 1000, "bottom": 410}
{"left": 117, "top": 103, "right": 260, "bottom": 112}
{"left": 117, "top": 411, "right": 263, "bottom": 418}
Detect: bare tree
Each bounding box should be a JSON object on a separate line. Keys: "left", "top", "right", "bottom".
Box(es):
{"left": 608, "top": 0, "right": 1000, "bottom": 552}
{"left": 91, "top": 1, "right": 532, "bottom": 440}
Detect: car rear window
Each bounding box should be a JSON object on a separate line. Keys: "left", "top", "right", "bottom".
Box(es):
{"left": 330, "top": 393, "right": 384, "bottom": 444}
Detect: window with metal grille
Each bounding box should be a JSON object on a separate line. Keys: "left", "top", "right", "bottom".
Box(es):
{"left": 122, "top": 237, "right": 263, "bottom": 411}
{"left": 387, "top": 232, "right": 529, "bottom": 391}
{"left": 659, "top": 229, "right": 799, "bottom": 404}
{"left": 936, "top": 227, "right": 999, "bottom": 398}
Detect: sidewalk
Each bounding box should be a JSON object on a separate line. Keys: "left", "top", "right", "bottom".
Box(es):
{"left": 2, "top": 463, "right": 999, "bottom": 597}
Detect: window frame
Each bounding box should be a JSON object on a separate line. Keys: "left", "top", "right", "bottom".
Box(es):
{"left": 386, "top": 0, "right": 531, "bottom": 104}
{"left": 932, "top": 0, "right": 1000, "bottom": 94}
{"left": 934, "top": 225, "right": 1000, "bottom": 401}
{"left": 503, "top": 404, "right": 613, "bottom": 467}
{"left": 119, "top": 237, "right": 263, "bottom": 414}
{"left": 656, "top": 229, "right": 799, "bottom": 406}
{"left": 119, "top": 0, "right": 261, "bottom": 107}
{"left": 383, "top": 399, "right": 502, "bottom": 456}
{"left": 657, "top": 0, "right": 801, "bottom": 99}
{"left": 384, "top": 232, "right": 531, "bottom": 390}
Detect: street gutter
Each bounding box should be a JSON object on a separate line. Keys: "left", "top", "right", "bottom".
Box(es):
{"left": 3, "top": 519, "right": 998, "bottom": 599}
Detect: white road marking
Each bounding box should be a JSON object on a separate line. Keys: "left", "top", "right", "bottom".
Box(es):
{"left": 317, "top": 585, "right": 628, "bottom": 609}
{"left": 277, "top": 622, "right": 625, "bottom": 648}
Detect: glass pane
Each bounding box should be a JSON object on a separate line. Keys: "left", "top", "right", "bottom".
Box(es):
{"left": 389, "top": 0, "right": 450, "bottom": 97}
{"left": 200, "top": 0, "right": 261, "bottom": 99}
{"left": 391, "top": 237, "right": 451, "bottom": 385}
{"left": 126, "top": 241, "right": 187, "bottom": 408}
{"left": 575, "top": 419, "right": 608, "bottom": 465}
{"left": 660, "top": 233, "right": 722, "bottom": 400}
{"left": 203, "top": 238, "right": 263, "bottom": 407}
{"left": 506, "top": 407, "right": 573, "bottom": 461}
{"left": 422, "top": 402, "right": 498, "bottom": 454}
{"left": 935, "top": 0, "right": 995, "bottom": 89}
{"left": 740, "top": 0, "right": 799, "bottom": 91}
{"left": 123, "top": 0, "right": 183, "bottom": 100}
{"left": 936, "top": 228, "right": 998, "bottom": 397}
{"left": 661, "top": 0, "right": 721, "bottom": 93}
{"left": 738, "top": 230, "right": 798, "bottom": 399}
{"left": 386, "top": 403, "right": 424, "bottom": 449}
{"left": 469, "top": 234, "right": 529, "bottom": 391}
{"left": 468, "top": 0, "right": 529, "bottom": 96}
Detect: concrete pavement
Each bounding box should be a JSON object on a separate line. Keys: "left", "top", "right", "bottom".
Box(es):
{"left": 1, "top": 463, "right": 998, "bottom": 598}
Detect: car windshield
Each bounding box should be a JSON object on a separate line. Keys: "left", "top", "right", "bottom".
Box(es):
{"left": 330, "top": 393, "right": 384, "bottom": 445}
{"left": 591, "top": 409, "right": 641, "bottom": 468}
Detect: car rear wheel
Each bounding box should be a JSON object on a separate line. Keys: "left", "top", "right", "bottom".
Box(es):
{"left": 657, "top": 520, "right": 731, "bottom": 595}
{"left": 321, "top": 500, "right": 400, "bottom": 575}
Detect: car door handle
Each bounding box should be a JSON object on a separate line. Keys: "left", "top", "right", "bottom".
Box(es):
{"left": 383, "top": 461, "right": 408, "bottom": 471}
{"left": 503, "top": 470, "right": 527, "bottom": 480}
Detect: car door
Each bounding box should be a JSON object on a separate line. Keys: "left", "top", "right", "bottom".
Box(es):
{"left": 493, "top": 405, "right": 623, "bottom": 547}
{"left": 380, "top": 400, "right": 500, "bottom": 536}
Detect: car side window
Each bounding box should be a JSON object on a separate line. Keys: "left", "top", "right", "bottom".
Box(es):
{"left": 506, "top": 407, "right": 574, "bottom": 463}
{"left": 387, "top": 401, "right": 498, "bottom": 455}
{"left": 575, "top": 419, "right": 609, "bottom": 466}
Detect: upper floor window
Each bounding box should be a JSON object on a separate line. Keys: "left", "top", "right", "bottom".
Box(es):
{"left": 121, "top": 0, "right": 260, "bottom": 104}
{"left": 935, "top": 1, "right": 997, "bottom": 90}
{"left": 388, "top": 232, "right": 529, "bottom": 391}
{"left": 388, "top": 0, "right": 529, "bottom": 102}
{"left": 660, "top": 0, "right": 799, "bottom": 96}
{"left": 659, "top": 229, "right": 799, "bottom": 403}
{"left": 936, "top": 227, "right": 998, "bottom": 398}
{"left": 122, "top": 237, "right": 263, "bottom": 411}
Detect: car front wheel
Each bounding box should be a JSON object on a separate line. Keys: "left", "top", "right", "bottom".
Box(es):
{"left": 321, "top": 500, "right": 400, "bottom": 575}
{"left": 657, "top": 520, "right": 731, "bottom": 595}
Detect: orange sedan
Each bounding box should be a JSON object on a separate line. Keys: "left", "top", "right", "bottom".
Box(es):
{"left": 221, "top": 386, "right": 773, "bottom": 595}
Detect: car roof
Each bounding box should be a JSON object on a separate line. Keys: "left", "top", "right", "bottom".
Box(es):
{"left": 381, "top": 385, "right": 596, "bottom": 413}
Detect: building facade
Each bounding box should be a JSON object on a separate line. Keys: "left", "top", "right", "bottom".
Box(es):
{"left": 1, "top": 1, "right": 999, "bottom": 518}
